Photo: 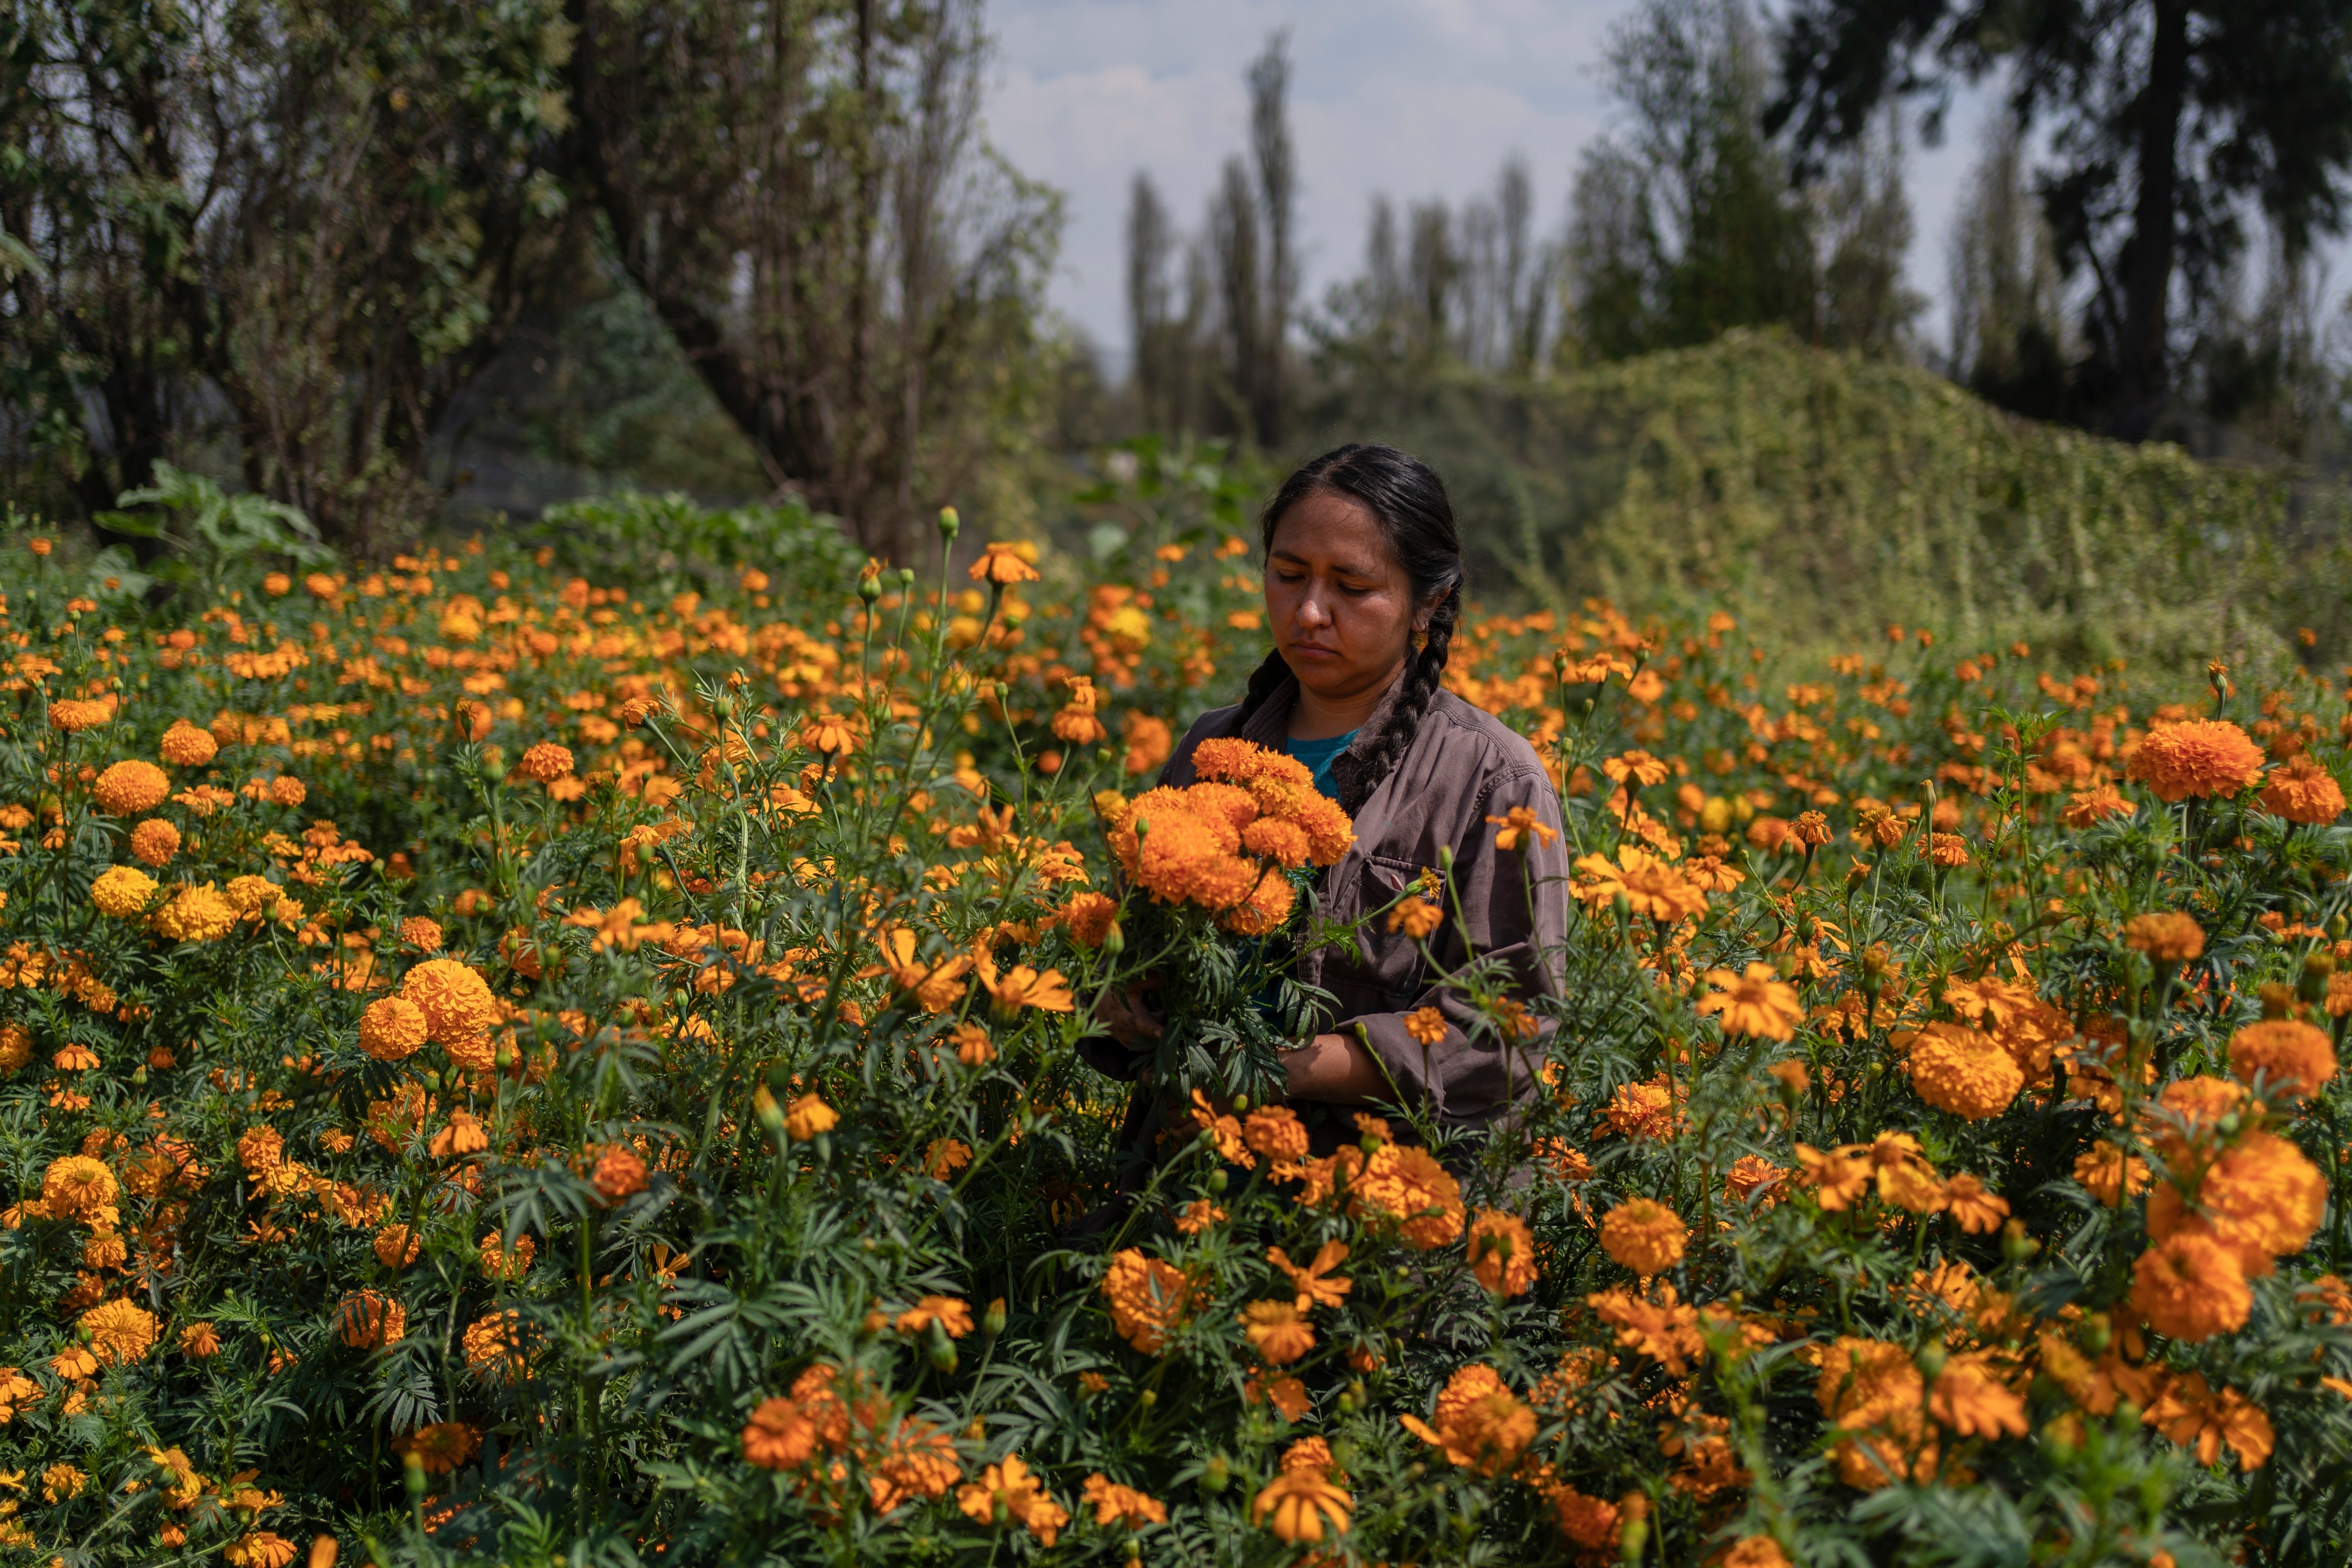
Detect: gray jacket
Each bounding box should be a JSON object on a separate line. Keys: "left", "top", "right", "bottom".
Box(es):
{"left": 1160, "top": 667, "right": 1570, "bottom": 1131}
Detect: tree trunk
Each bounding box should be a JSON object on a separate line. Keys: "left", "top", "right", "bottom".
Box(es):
{"left": 2119, "top": 0, "right": 2190, "bottom": 424}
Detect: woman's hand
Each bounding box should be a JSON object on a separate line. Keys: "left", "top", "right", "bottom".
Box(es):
{"left": 1095, "top": 978, "right": 1165, "bottom": 1050}
{"left": 1283, "top": 1030, "right": 1389, "bottom": 1105}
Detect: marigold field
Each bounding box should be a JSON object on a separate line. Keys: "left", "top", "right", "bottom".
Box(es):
{"left": 7, "top": 481, "right": 2352, "bottom": 1568}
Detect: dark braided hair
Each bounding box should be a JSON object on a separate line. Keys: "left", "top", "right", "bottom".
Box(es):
{"left": 1235, "top": 443, "right": 1463, "bottom": 814}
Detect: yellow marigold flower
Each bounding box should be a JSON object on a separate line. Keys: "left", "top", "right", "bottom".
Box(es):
{"left": 2229, "top": 1018, "right": 2337, "bottom": 1100}
{"left": 332, "top": 1290, "right": 406, "bottom": 1349}
{"left": 159, "top": 720, "right": 218, "bottom": 765}
{"left": 91, "top": 864, "right": 159, "bottom": 917}
{"left": 519, "top": 742, "right": 575, "bottom": 782}
{"left": 1081, "top": 1473, "right": 1167, "bottom": 1527}
{"left": 2261, "top": 753, "right": 2345, "bottom": 824}
{"left": 358, "top": 997, "right": 429, "bottom": 1062}
{"left": 91, "top": 759, "right": 170, "bottom": 815}
{"left": 41, "top": 1156, "right": 117, "bottom": 1221}
{"left": 462, "top": 1309, "right": 526, "bottom": 1381}
{"left": 957, "top": 1453, "right": 1067, "bottom": 1545}
{"left": 784, "top": 1094, "right": 837, "bottom": 1141}
{"left": 153, "top": 882, "right": 237, "bottom": 942}
{"left": 1906, "top": 1021, "right": 2023, "bottom": 1119}
{"left": 80, "top": 1298, "right": 159, "bottom": 1364}
{"left": 40, "top": 1462, "right": 85, "bottom": 1502}
{"left": 2124, "top": 911, "right": 2204, "bottom": 962}
{"left": 1400, "top": 1363, "right": 1536, "bottom": 1475}
{"left": 1600, "top": 1198, "right": 1686, "bottom": 1275}
{"left": 2131, "top": 1231, "right": 2250, "bottom": 1342}
{"left": 127, "top": 818, "right": 179, "bottom": 866}
{"left": 1695, "top": 962, "right": 1801, "bottom": 1039}
{"left": 1469, "top": 1208, "right": 1536, "bottom": 1295}
{"left": 1101, "top": 1248, "right": 1190, "bottom": 1354}
{"left": 400, "top": 958, "right": 499, "bottom": 1044}
{"left": 1252, "top": 1467, "right": 1351, "bottom": 1542}
{"left": 1242, "top": 1300, "right": 1315, "bottom": 1365}
{"left": 2127, "top": 718, "right": 2265, "bottom": 802}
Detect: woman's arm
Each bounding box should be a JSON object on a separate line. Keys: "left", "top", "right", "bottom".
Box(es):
{"left": 1283, "top": 1030, "right": 1389, "bottom": 1103}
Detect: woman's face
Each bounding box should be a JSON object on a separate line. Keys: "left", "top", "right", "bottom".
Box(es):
{"left": 1264, "top": 489, "right": 1426, "bottom": 706}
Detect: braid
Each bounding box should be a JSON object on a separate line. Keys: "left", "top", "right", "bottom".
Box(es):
{"left": 1338, "top": 584, "right": 1458, "bottom": 814}
{"left": 1232, "top": 647, "right": 1292, "bottom": 728}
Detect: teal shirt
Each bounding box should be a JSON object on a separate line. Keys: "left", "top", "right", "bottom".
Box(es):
{"left": 1285, "top": 729, "right": 1359, "bottom": 802}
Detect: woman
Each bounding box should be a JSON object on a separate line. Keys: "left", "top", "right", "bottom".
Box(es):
{"left": 1091, "top": 443, "right": 1570, "bottom": 1161}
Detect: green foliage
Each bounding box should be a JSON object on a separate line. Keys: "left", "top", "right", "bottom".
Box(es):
{"left": 1308, "top": 331, "right": 2352, "bottom": 684}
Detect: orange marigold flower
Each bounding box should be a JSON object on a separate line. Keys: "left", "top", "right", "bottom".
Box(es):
{"left": 1487, "top": 804, "right": 1558, "bottom": 850}
{"left": 2128, "top": 718, "right": 2266, "bottom": 802}
{"left": 1572, "top": 845, "right": 1707, "bottom": 922}
{"left": 42, "top": 1155, "right": 118, "bottom": 1221}
{"left": 1791, "top": 810, "right": 1833, "bottom": 847}
{"left": 519, "top": 742, "right": 575, "bottom": 783}
{"left": 1267, "top": 1241, "right": 1352, "bottom": 1310}
{"left": 2148, "top": 1129, "right": 2326, "bottom": 1277}
{"left": 1101, "top": 1248, "right": 1190, "bottom": 1354}
{"left": 159, "top": 720, "right": 218, "bottom": 766}
{"left": 1242, "top": 1105, "right": 1307, "bottom": 1163}
{"left": 2146, "top": 1371, "right": 2275, "bottom": 1471}
{"left": 2228, "top": 1018, "right": 2337, "bottom": 1100}
{"left": 49, "top": 695, "right": 116, "bottom": 731}
{"left": 957, "top": 1453, "right": 1067, "bottom": 1545}
{"left": 1174, "top": 1199, "right": 1225, "bottom": 1234}
{"left": 1929, "top": 1352, "right": 2028, "bottom": 1438}
{"left": 1400, "top": 1364, "right": 1536, "bottom": 1474}
{"left": 92, "top": 759, "right": 170, "bottom": 816}
{"left": 949, "top": 1023, "right": 994, "bottom": 1066}
{"left": 1242, "top": 1299, "right": 1315, "bottom": 1364}
{"left": 1386, "top": 895, "right": 1443, "bottom": 938}
{"left": 2132, "top": 1231, "right": 2251, "bottom": 1342}
{"left": 784, "top": 1094, "right": 837, "bottom": 1141}
{"left": 399, "top": 958, "right": 500, "bottom": 1044}
{"left": 924, "top": 1138, "right": 973, "bottom": 1180}
{"left": 742, "top": 1396, "right": 818, "bottom": 1470}
{"left": 1907, "top": 1021, "right": 2023, "bottom": 1119}
{"left": 178, "top": 1321, "right": 221, "bottom": 1357}
{"left": 1927, "top": 832, "right": 1970, "bottom": 867}
{"left": 1252, "top": 1468, "right": 1351, "bottom": 1542}
{"left": 2062, "top": 783, "right": 2131, "bottom": 827}
{"left": 223, "top": 1532, "right": 297, "bottom": 1568}
{"left": 399, "top": 917, "right": 444, "bottom": 951}
{"left": 2124, "top": 912, "right": 2205, "bottom": 962}
{"left": 81, "top": 1298, "right": 159, "bottom": 1364}
{"left": 1941, "top": 1173, "right": 2011, "bottom": 1234}
{"left": 968, "top": 540, "right": 1043, "bottom": 586}
{"left": 428, "top": 1110, "right": 488, "bottom": 1159}
{"left": 1403, "top": 1006, "right": 1447, "bottom": 1045}
{"left": 462, "top": 1309, "right": 526, "bottom": 1381}
{"left": 398, "top": 1423, "right": 480, "bottom": 1475}
{"left": 268, "top": 775, "right": 306, "bottom": 808}
{"left": 591, "top": 1143, "right": 649, "bottom": 1203}
{"left": 1057, "top": 891, "right": 1118, "bottom": 948}
{"left": 1347, "top": 1143, "right": 1464, "bottom": 1249}
{"left": 1469, "top": 1208, "right": 1536, "bottom": 1295}
{"left": 2074, "top": 1144, "right": 2152, "bottom": 1207}
{"left": 358, "top": 997, "right": 430, "bottom": 1062}
{"left": 1695, "top": 962, "right": 1802, "bottom": 1039}
{"left": 1600, "top": 1197, "right": 1687, "bottom": 1275}
{"left": 1081, "top": 1474, "right": 1168, "bottom": 1527}
{"left": 1722, "top": 1539, "right": 1794, "bottom": 1568}
{"left": 1600, "top": 1078, "right": 1683, "bottom": 1140}
{"left": 332, "top": 1289, "right": 406, "bottom": 1349}
{"left": 373, "top": 1225, "right": 420, "bottom": 1270}
{"left": 897, "top": 1296, "right": 975, "bottom": 1338}
{"left": 2261, "top": 754, "right": 2345, "bottom": 824}
{"left": 127, "top": 818, "right": 179, "bottom": 866}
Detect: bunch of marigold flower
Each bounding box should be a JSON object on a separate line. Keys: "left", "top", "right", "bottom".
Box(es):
{"left": 1105, "top": 738, "right": 1352, "bottom": 934}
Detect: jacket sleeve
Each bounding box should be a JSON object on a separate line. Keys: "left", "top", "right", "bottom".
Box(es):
{"left": 1349, "top": 766, "right": 1569, "bottom": 1127}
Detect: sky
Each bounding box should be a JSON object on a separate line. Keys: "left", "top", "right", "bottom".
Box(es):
{"left": 983, "top": 0, "right": 1998, "bottom": 374}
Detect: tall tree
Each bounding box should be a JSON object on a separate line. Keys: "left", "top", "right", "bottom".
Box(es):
{"left": 1770, "top": 0, "right": 2352, "bottom": 433}
{"left": 565, "top": 0, "right": 1060, "bottom": 564}
{"left": 1247, "top": 30, "right": 1297, "bottom": 445}
{"left": 1814, "top": 110, "right": 1924, "bottom": 353}
{"left": 1946, "top": 115, "right": 2068, "bottom": 415}
{"left": 0, "top": 0, "right": 581, "bottom": 543}
{"left": 1126, "top": 173, "right": 1178, "bottom": 432}
{"left": 1561, "top": 0, "right": 1819, "bottom": 360}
